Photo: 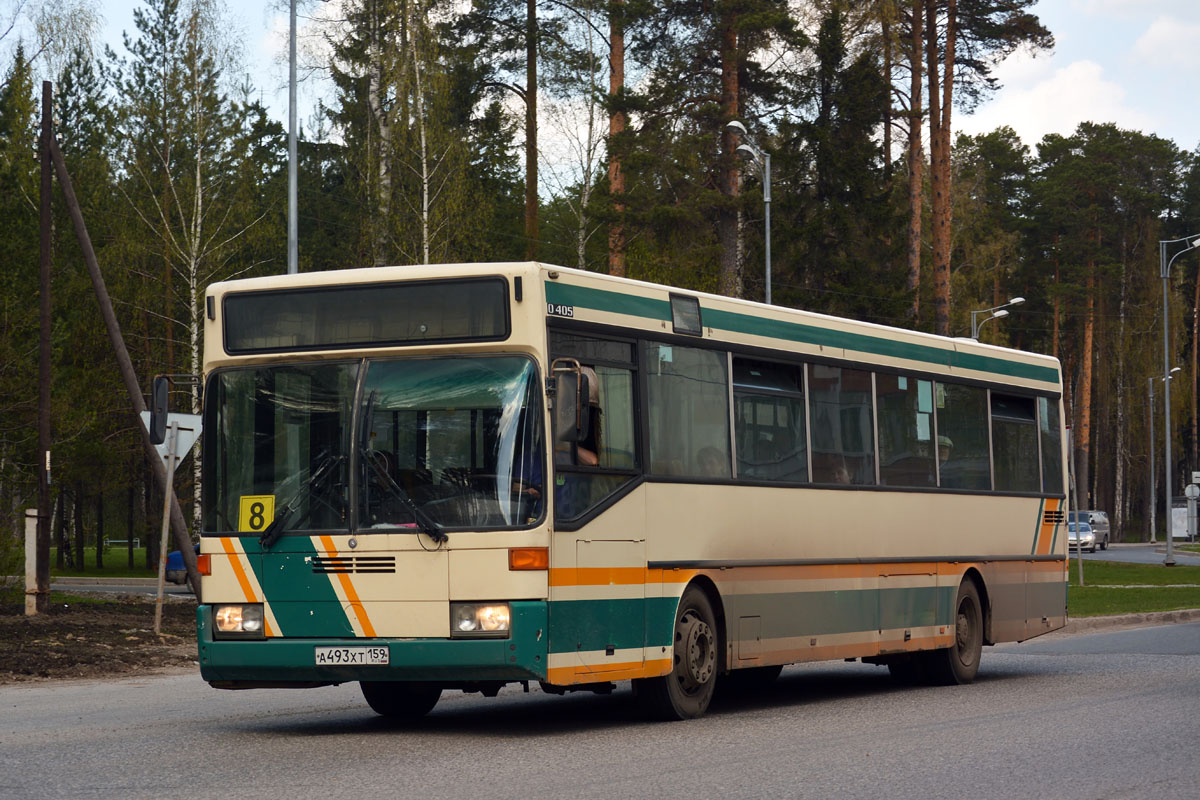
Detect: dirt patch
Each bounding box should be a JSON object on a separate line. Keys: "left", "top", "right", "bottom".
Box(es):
{"left": 0, "top": 594, "right": 197, "bottom": 684}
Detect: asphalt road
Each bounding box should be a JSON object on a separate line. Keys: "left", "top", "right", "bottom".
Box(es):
{"left": 1, "top": 623, "right": 1197, "bottom": 800}
{"left": 1077, "top": 542, "right": 1200, "bottom": 566}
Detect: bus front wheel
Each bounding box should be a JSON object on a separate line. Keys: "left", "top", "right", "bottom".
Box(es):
{"left": 360, "top": 681, "right": 441, "bottom": 720}
{"left": 638, "top": 586, "right": 719, "bottom": 720}
{"left": 924, "top": 579, "right": 983, "bottom": 685}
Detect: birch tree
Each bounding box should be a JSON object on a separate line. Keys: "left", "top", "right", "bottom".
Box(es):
{"left": 114, "top": 0, "right": 262, "bottom": 527}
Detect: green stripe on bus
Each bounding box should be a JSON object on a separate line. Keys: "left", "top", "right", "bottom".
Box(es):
{"left": 241, "top": 538, "right": 356, "bottom": 638}
{"left": 546, "top": 281, "right": 1059, "bottom": 384}
{"left": 548, "top": 597, "right": 677, "bottom": 653}
{"left": 547, "top": 587, "right": 956, "bottom": 655}
{"left": 545, "top": 282, "right": 671, "bottom": 322}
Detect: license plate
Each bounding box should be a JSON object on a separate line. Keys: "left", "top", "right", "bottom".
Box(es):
{"left": 314, "top": 646, "right": 390, "bottom": 666}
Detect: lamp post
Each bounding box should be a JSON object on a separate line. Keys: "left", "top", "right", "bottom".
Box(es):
{"left": 726, "top": 121, "right": 771, "bottom": 304}
{"left": 1148, "top": 367, "right": 1181, "bottom": 544}
{"left": 1160, "top": 235, "right": 1200, "bottom": 565}
{"left": 970, "top": 297, "right": 1025, "bottom": 340}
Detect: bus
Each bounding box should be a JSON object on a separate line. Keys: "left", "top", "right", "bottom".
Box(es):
{"left": 185, "top": 262, "right": 1068, "bottom": 720}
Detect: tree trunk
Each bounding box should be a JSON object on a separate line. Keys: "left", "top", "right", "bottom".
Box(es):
{"left": 95, "top": 491, "right": 104, "bottom": 569}
{"left": 1078, "top": 266, "right": 1095, "bottom": 508}
{"left": 926, "top": 0, "right": 955, "bottom": 337}
{"left": 367, "top": 3, "right": 393, "bottom": 265}
{"left": 717, "top": 11, "right": 742, "bottom": 298}
{"left": 882, "top": 12, "right": 892, "bottom": 178}
{"left": 524, "top": 0, "right": 539, "bottom": 260}
{"left": 127, "top": 480, "right": 135, "bottom": 569}
{"left": 905, "top": 0, "right": 923, "bottom": 322}
{"left": 411, "top": 3, "right": 432, "bottom": 265}
{"left": 55, "top": 488, "right": 67, "bottom": 569}
{"left": 1052, "top": 243, "right": 1060, "bottom": 359}
{"left": 73, "top": 482, "right": 84, "bottom": 570}
{"left": 607, "top": 1, "right": 626, "bottom": 277}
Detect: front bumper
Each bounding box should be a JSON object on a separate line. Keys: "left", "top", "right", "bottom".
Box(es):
{"left": 197, "top": 601, "right": 549, "bottom": 685}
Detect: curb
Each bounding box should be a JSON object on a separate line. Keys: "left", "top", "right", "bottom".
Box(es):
{"left": 1052, "top": 608, "right": 1200, "bottom": 637}
{"left": 51, "top": 577, "right": 160, "bottom": 586}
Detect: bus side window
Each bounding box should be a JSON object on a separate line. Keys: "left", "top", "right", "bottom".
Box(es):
{"left": 808, "top": 364, "right": 875, "bottom": 486}
{"left": 643, "top": 343, "right": 731, "bottom": 478}
{"left": 549, "top": 331, "right": 639, "bottom": 522}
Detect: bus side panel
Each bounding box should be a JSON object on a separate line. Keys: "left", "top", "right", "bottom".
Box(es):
{"left": 547, "top": 487, "right": 675, "bottom": 685}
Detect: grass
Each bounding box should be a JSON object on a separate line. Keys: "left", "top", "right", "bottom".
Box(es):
{"left": 48, "top": 547, "right": 163, "bottom": 579}
{"left": 1067, "top": 560, "right": 1200, "bottom": 617}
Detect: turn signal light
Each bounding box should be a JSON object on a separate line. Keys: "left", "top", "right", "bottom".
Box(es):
{"left": 509, "top": 547, "right": 548, "bottom": 570}
{"left": 197, "top": 554, "right": 211, "bottom": 576}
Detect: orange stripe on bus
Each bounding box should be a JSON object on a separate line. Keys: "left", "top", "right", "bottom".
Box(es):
{"left": 546, "top": 658, "right": 672, "bottom": 685}
{"left": 218, "top": 538, "right": 274, "bottom": 638}
{"left": 1038, "top": 497, "right": 1062, "bottom": 556}
{"left": 220, "top": 538, "right": 259, "bottom": 603}
{"left": 318, "top": 536, "right": 377, "bottom": 638}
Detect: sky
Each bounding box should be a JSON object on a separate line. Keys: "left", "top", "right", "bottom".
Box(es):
{"left": 78, "top": 0, "right": 1200, "bottom": 155}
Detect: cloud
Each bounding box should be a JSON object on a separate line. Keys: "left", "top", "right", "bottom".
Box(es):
{"left": 956, "top": 52, "right": 1155, "bottom": 146}
{"left": 1132, "top": 16, "right": 1200, "bottom": 68}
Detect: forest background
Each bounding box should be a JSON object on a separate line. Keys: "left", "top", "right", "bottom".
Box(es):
{"left": 2, "top": 0, "right": 1200, "bottom": 576}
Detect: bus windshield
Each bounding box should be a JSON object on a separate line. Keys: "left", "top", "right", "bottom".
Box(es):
{"left": 202, "top": 356, "right": 544, "bottom": 535}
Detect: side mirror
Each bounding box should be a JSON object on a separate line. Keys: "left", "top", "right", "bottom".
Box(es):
{"left": 149, "top": 375, "right": 169, "bottom": 445}
{"left": 551, "top": 359, "right": 591, "bottom": 443}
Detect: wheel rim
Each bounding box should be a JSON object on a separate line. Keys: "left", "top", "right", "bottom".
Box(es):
{"left": 954, "top": 594, "right": 980, "bottom": 668}
{"left": 675, "top": 608, "right": 715, "bottom": 693}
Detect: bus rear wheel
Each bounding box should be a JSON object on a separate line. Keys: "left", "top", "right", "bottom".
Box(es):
{"left": 638, "top": 586, "right": 718, "bottom": 720}
{"left": 923, "top": 579, "right": 983, "bottom": 685}
{"left": 360, "top": 681, "right": 441, "bottom": 720}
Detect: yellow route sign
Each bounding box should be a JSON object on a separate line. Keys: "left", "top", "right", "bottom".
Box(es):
{"left": 238, "top": 495, "right": 276, "bottom": 533}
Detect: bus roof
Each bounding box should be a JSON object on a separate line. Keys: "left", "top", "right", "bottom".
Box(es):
{"left": 206, "top": 261, "right": 1061, "bottom": 391}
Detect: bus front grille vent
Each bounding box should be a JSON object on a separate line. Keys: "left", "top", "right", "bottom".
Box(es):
{"left": 1043, "top": 509, "right": 1064, "bottom": 524}
{"left": 311, "top": 556, "right": 396, "bottom": 575}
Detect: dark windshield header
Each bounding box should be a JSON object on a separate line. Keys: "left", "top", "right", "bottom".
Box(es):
{"left": 223, "top": 277, "right": 510, "bottom": 354}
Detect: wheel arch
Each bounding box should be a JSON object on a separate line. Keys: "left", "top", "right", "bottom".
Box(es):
{"left": 960, "top": 566, "right": 993, "bottom": 645}
{"left": 683, "top": 574, "right": 728, "bottom": 673}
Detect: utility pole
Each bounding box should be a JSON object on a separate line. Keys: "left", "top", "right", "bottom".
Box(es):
{"left": 36, "top": 81, "right": 52, "bottom": 614}
{"left": 287, "top": 0, "right": 298, "bottom": 275}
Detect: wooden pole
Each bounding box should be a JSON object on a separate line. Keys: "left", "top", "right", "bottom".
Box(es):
{"left": 36, "top": 81, "right": 52, "bottom": 613}
{"left": 46, "top": 135, "right": 200, "bottom": 596}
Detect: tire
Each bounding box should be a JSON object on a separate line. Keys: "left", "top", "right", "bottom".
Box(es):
{"left": 360, "top": 681, "right": 441, "bottom": 720}
{"left": 1100, "top": 537, "right": 1108, "bottom": 551}
{"left": 637, "top": 586, "right": 719, "bottom": 720}
{"left": 922, "top": 579, "right": 984, "bottom": 686}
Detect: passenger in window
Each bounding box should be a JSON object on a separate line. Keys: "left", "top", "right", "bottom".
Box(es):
{"left": 574, "top": 366, "right": 602, "bottom": 466}
{"left": 832, "top": 458, "right": 852, "bottom": 485}
{"left": 938, "top": 435, "right": 953, "bottom": 463}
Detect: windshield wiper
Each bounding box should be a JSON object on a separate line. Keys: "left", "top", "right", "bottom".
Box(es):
{"left": 362, "top": 448, "right": 447, "bottom": 543}
{"left": 259, "top": 451, "right": 344, "bottom": 549}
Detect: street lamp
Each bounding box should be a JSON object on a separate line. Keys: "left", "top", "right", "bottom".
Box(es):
{"left": 1148, "top": 367, "right": 1181, "bottom": 544}
{"left": 970, "top": 297, "right": 1025, "bottom": 340}
{"left": 1159, "top": 234, "right": 1200, "bottom": 566}
{"left": 726, "top": 120, "right": 772, "bottom": 305}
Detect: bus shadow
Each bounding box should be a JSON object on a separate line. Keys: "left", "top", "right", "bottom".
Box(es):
{"left": 255, "top": 661, "right": 1033, "bottom": 738}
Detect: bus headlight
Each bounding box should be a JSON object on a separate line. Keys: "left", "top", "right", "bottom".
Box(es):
{"left": 213, "top": 604, "right": 265, "bottom": 639}
{"left": 450, "top": 602, "right": 511, "bottom": 638}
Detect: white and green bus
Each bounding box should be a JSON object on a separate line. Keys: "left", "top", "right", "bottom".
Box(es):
{"left": 189, "top": 262, "right": 1067, "bottom": 720}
